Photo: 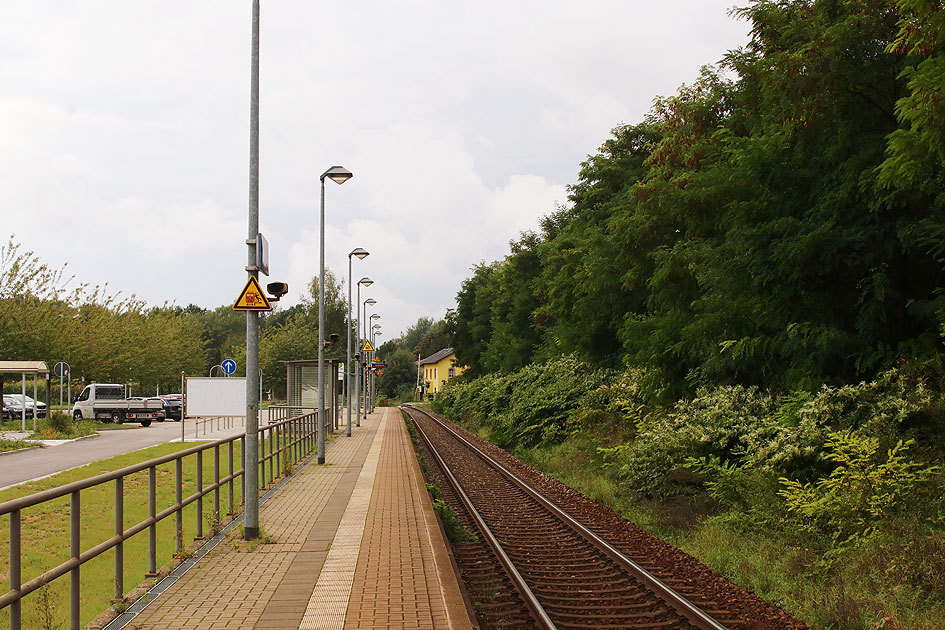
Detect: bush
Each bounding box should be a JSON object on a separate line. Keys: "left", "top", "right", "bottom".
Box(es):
{"left": 618, "top": 385, "right": 777, "bottom": 496}
{"left": 778, "top": 431, "right": 939, "bottom": 549}
{"left": 46, "top": 412, "right": 75, "bottom": 435}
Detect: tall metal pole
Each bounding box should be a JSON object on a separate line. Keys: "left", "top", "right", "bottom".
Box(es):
{"left": 243, "top": 0, "right": 261, "bottom": 541}
{"left": 346, "top": 256, "right": 353, "bottom": 437}
{"left": 362, "top": 301, "right": 369, "bottom": 422}
{"left": 317, "top": 175, "right": 326, "bottom": 464}
{"left": 355, "top": 285, "right": 362, "bottom": 427}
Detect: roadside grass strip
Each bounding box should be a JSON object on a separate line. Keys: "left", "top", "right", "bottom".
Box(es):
{"left": 0, "top": 441, "right": 248, "bottom": 630}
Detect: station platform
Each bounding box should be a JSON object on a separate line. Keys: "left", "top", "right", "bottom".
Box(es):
{"left": 122, "top": 407, "right": 474, "bottom": 630}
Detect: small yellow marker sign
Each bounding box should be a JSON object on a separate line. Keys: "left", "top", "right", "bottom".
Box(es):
{"left": 361, "top": 340, "right": 375, "bottom": 352}
{"left": 233, "top": 276, "right": 273, "bottom": 312}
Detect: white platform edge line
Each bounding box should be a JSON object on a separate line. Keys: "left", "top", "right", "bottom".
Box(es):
{"left": 298, "top": 412, "right": 387, "bottom": 630}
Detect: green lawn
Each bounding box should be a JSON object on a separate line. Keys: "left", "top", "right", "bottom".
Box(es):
{"left": 0, "top": 441, "right": 248, "bottom": 629}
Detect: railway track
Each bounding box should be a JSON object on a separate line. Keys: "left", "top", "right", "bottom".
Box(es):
{"left": 402, "top": 405, "right": 809, "bottom": 630}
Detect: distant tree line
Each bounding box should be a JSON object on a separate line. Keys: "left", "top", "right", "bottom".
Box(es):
{"left": 0, "top": 237, "right": 349, "bottom": 400}
{"left": 448, "top": 0, "right": 945, "bottom": 399}
{"left": 374, "top": 317, "right": 451, "bottom": 401}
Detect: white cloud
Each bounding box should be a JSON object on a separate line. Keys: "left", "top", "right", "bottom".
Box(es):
{"left": 1, "top": 1, "right": 749, "bottom": 340}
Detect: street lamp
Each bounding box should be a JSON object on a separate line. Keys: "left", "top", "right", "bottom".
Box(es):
{"left": 372, "top": 327, "right": 383, "bottom": 412}
{"left": 347, "top": 249, "right": 369, "bottom": 437}
{"left": 362, "top": 299, "right": 377, "bottom": 422}
{"left": 356, "top": 288, "right": 373, "bottom": 427}
{"left": 369, "top": 318, "right": 381, "bottom": 412}
{"left": 318, "top": 165, "right": 353, "bottom": 465}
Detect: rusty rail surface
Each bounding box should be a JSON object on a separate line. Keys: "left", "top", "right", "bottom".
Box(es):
{"left": 405, "top": 405, "right": 728, "bottom": 630}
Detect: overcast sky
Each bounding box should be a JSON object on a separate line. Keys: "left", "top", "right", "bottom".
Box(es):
{"left": 2, "top": 1, "right": 749, "bottom": 341}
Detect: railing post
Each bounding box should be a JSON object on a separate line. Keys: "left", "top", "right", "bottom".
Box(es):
{"left": 175, "top": 459, "right": 183, "bottom": 551}
{"left": 115, "top": 477, "right": 123, "bottom": 601}
{"left": 148, "top": 467, "right": 156, "bottom": 576}
{"left": 240, "top": 436, "right": 246, "bottom": 507}
{"left": 214, "top": 444, "right": 220, "bottom": 526}
{"left": 196, "top": 453, "right": 204, "bottom": 540}
{"left": 10, "top": 508, "right": 21, "bottom": 630}
{"left": 268, "top": 427, "right": 274, "bottom": 485}
{"left": 228, "top": 440, "right": 235, "bottom": 515}
{"left": 70, "top": 490, "right": 80, "bottom": 630}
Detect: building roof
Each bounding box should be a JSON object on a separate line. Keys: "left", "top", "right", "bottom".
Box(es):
{"left": 419, "top": 347, "right": 455, "bottom": 366}
{"left": 0, "top": 361, "right": 49, "bottom": 374}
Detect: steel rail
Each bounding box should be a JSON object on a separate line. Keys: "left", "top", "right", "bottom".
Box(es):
{"left": 407, "top": 408, "right": 558, "bottom": 630}
{"left": 405, "top": 405, "right": 729, "bottom": 630}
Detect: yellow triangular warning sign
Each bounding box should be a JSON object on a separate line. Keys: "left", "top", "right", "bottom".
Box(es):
{"left": 233, "top": 276, "right": 273, "bottom": 311}
{"left": 361, "top": 340, "right": 375, "bottom": 352}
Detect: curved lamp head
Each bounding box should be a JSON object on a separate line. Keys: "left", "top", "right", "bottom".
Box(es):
{"left": 364, "top": 298, "right": 377, "bottom": 307}
{"left": 350, "top": 248, "right": 369, "bottom": 260}
{"left": 321, "top": 165, "right": 353, "bottom": 184}
{"left": 359, "top": 276, "right": 373, "bottom": 287}
{"left": 371, "top": 314, "right": 380, "bottom": 320}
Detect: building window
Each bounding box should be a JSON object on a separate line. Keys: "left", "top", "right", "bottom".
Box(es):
{"left": 448, "top": 368, "right": 455, "bottom": 378}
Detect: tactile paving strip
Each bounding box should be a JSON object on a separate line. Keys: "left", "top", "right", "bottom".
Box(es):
{"left": 298, "top": 412, "right": 386, "bottom": 630}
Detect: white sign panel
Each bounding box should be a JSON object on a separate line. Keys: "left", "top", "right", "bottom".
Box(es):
{"left": 186, "top": 377, "right": 247, "bottom": 417}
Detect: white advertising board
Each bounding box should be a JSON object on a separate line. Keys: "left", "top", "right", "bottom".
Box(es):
{"left": 186, "top": 377, "right": 247, "bottom": 417}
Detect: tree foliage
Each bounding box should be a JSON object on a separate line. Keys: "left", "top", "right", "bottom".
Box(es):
{"left": 448, "top": 0, "right": 945, "bottom": 397}
{"left": 0, "top": 236, "right": 351, "bottom": 400}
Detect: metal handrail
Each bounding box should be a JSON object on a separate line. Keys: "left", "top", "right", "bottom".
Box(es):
{"left": 1, "top": 411, "right": 318, "bottom": 630}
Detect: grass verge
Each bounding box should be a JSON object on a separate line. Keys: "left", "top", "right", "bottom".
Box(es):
{"left": 512, "top": 432, "right": 945, "bottom": 630}
{"left": 0, "top": 441, "right": 246, "bottom": 630}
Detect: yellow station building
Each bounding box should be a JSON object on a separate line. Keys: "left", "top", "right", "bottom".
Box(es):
{"left": 419, "top": 347, "right": 465, "bottom": 399}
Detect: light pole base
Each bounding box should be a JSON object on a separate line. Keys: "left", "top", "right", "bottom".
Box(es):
{"left": 243, "top": 526, "right": 259, "bottom": 541}
{"left": 318, "top": 456, "right": 325, "bottom": 465}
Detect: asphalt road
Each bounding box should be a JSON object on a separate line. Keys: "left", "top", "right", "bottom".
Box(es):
{"left": 0, "top": 417, "right": 248, "bottom": 491}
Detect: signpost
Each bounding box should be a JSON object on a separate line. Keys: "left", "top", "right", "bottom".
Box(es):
{"left": 54, "top": 361, "right": 70, "bottom": 411}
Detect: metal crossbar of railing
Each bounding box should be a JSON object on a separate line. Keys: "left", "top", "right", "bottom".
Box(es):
{"left": 0, "top": 411, "right": 318, "bottom": 630}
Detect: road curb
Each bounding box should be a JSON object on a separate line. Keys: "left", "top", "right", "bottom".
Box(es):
{"left": 0, "top": 430, "right": 101, "bottom": 455}
{"left": 0, "top": 444, "right": 43, "bottom": 457}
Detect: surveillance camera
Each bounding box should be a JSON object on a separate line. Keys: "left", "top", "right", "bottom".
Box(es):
{"left": 267, "top": 281, "right": 289, "bottom": 298}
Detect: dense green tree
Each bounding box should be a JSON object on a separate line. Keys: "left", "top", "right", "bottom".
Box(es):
{"left": 414, "top": 319, "right": 451, "bottom": 359}
{"left": 448, "top": 263, "right": 500, "bottom": 378}
{"left": 446, "top": 0, "right": 945, "bottom": 397}
{"left": 374, "top": 316, "right": 450, "bottom": 401}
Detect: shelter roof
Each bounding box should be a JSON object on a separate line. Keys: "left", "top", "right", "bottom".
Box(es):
{"left": 0, "top": 361, "right": 49, "bottom": 375}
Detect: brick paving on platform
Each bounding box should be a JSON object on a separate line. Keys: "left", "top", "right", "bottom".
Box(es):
{"left": 125, "top": 407, "right": 473, "bottom": 630}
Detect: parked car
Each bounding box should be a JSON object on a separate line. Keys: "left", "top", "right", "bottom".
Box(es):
{"left": 158, "top": 395, "right": 182, "bottom": 421}
{"left": 2, "top": 397, "right": 18, "bottom": 420}
{"left": 72, "top": 385, "right": 163, "bottom": 426}
{"left": 2, "top": 394, "right": 47, "bottom": 418}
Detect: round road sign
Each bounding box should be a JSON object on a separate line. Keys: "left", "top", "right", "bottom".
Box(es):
{"left": 54, "top": 361, "right": 70, "bottom": 377}
{"left": 221, "top": 359, "right": 237, "bottom": 375}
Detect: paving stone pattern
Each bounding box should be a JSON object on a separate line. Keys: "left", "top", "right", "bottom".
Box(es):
{"left": 127, "top": 408, "right": 472, "bottom": 630}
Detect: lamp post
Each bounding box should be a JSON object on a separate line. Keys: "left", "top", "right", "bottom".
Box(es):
{"left": 362, "top": 299, "right": 377, "bottom": 422}
{"left": 371, "top": 323, "right": 382, "bottom": 412}
{"left": 347, "top": 250, "right": 369, "bottom": 437}
{"left": 318, "top": 165, "right": 353, "bottom": 465}
{"left": 355, "top": 287, "right": 373, "bottom": 427}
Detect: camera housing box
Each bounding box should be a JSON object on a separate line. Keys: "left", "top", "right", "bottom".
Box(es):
{"left": 267, "top": 282, "right": 289, "bottom": 298}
